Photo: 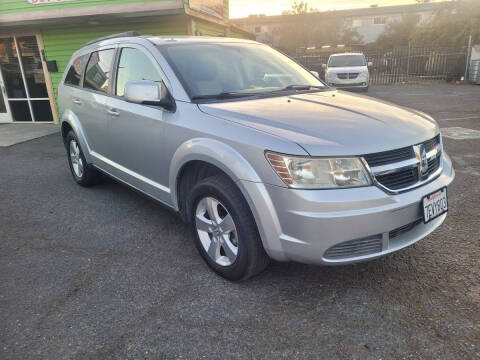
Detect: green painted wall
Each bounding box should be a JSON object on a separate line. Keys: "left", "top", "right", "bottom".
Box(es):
{"left": 42, "top": 15, "right": 189, "bottom": 99}
{"left": 194, "top": 19, "right": 226, "bottom": 36}
{"left": 0, "top": 0, "right": 171, "bottom": 14}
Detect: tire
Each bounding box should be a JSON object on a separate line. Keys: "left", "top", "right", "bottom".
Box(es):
{"left": 66, "top": 130, "right": 101, "bottom": 187}
{"left": 188, "top": 174, "right": 269, "bottom": 281}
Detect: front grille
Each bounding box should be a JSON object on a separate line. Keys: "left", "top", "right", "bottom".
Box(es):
{"left": 389, "top": 219, "right": 422, "bottom": 239}
{"left": 427, "top": 154, "right": 441, "bottom": 175}
{"left": 363, "top": 146, "right": 414, "bottom": 167}
{"left": 376, "top": 167, "right": 419, "bottom": 190}
{"left": 364, "top": 135, "right": 442, "bottom": 192}
{"left": 424, "top": 134, "right": 441, "bottom": 152}
{"left": 324, "top": 235, "right": 382, "bottom": 259}
{"left": 337, "top": 73, "right": 359, "bottom": 79}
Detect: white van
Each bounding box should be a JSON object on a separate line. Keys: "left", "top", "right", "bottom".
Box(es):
{"left": 323, "top": 53, "right": 371, "bottom": 91}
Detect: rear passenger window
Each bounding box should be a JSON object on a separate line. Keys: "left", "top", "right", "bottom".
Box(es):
{"left": 83, "top": 49, "right": 115, "bottom": 94}
{"left": 64, "top": 54, "right": 89, "bottom": 86}
{"left": 116, "top": 48, "right": 163, "bottom": 97}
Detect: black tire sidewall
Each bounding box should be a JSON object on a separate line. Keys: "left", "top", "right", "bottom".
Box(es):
{"left": 189, "top": 178, "right": 255, "bottom": 281}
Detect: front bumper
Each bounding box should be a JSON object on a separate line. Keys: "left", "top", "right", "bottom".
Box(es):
{"left": 328, "top": 82, "right": 369, "bottom": 89}
{"left": 240, "top": 152, "right": 455, "bottom": 265}
{"left": 327, "top": 77, "right": 369, "bottom": 88}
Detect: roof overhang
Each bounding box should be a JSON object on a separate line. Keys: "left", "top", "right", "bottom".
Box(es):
{"left": 0, "top": 0, "right": 185, "bottom": 27}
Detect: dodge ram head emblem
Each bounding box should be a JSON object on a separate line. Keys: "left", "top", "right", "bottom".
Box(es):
{"left": 414, "top": 144, "right": 429, "bottom": 180}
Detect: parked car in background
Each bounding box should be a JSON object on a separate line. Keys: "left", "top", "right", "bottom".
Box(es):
{"left": 58, "top": 34, "right": 454, "bottom": 281}
{"left": 323, "top": 53, "right": 371, "bottom": 91}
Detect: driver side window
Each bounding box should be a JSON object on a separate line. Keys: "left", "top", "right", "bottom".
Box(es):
{"left": 116, "top": 47, "right": 163, "bottom": 97}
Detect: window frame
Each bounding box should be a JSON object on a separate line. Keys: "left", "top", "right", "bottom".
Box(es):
{"left": 63, "top": 53, "right": 90, "bottom": 89}
{"left": 373, "top": 16, "right": 387, "bottom": 25}
{"left": 112, "top": 45, "right": 167, "bottom": 100}
{"left": 82, "top": 46, "right": 118, "bottom": 96}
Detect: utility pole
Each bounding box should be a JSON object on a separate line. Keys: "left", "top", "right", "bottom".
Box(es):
{"left": 464, "top": 34, "right": 472, "bottom": 81}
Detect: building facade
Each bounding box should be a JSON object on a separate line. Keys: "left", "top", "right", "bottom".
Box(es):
{"left": 233, "top": 2, "right": 454, "bottom": 48}
{"left": 0, "top": 0, "right": 251, "bottom": 123}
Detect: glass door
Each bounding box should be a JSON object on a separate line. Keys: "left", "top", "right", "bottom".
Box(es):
{"left": 0, "top": 69, "right": 12, "bottom": 122}
{"left": 0, "top": 35, "right": 53, "bottom": 122}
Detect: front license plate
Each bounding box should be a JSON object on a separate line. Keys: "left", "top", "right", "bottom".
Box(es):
{"left": 422, "top": 187, "right": 448, "bottom": 223}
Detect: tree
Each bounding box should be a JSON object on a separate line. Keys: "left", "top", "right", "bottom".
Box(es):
{"left": 410, "top": 0, "right": 480, "bottom": 47}
{"left": 373, "top": 13, "right": 422, "bottom": 48}
{"left": 371, "top": 0, "right": 480, "bottom": 48}
{"left": 277, "top": 1, "right": 362, "bottom": 53}
{"left": 282, "top": 1, "right": 316, "bottom": 15}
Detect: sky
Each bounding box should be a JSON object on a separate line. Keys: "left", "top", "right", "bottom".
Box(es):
{"left": 229, "top": 0, "right": 423, "bottom": 18}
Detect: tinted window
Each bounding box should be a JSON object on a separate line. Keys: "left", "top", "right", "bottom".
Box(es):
{"left": 84, "top": 49, "right": 115, "bottom": 93}
{"left": 64, "top": 54, "right": 89, "bottom": 86}
{"left": 116, "top": 48, "right": 163, "bottom": 97}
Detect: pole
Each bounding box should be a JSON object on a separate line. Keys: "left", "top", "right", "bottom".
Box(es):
{"left": 464, "top": 34, "right": 472, "bottom": 81}
{"left": 406, "top": 43, "right": 411, "bottom": 80}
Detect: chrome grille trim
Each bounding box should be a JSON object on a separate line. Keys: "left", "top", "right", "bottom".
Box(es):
{"left": 362, "top": 135, "right": 443, "bottom": 194}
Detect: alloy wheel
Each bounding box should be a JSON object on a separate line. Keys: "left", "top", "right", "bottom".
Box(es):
{"left": 195, "top": 196, "right": 239, "bottom": 266}
{"left": 69, "top": 139, "right": 84, "bottom": 178}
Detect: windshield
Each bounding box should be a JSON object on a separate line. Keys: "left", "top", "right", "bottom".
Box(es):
{"left": 160, "top": 42, "right": 326, "bottom": 99}
{"left": 328, "top": 55, "right": 366, "bottom": 68}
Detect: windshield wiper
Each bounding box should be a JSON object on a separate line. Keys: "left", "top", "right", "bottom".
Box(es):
{"left": 273, "top": 85, "right": 326, "bottom": 92}
{"left": 191, "top": 92, "right": 255, "bottom": 101}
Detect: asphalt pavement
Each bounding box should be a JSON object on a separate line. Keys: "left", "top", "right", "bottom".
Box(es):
{"left": 0, "top": 84, "right": 479, "bottom": 359}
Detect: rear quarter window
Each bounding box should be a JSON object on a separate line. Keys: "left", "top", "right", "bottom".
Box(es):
{"left": 83, "top": 49, "right": 116, "bottom": 94}
{"left": 64, "top": 54, "right": 89, "bottom": 87}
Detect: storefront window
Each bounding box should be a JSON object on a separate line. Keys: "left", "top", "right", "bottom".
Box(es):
{"left": 0, "top": 35, "right": 53, "bottom": 122}
{"left": 0, "top": 37, "right": 27, "bottom": 99}
{"left": 17, "top": 36, "right": 49, "bottom": 98}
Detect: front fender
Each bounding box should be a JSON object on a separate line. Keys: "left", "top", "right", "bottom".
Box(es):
{"left": 169, "top": 138, "right": 262, "bottom": 210}
{"left": 61, "top": 110, "right": 92, "bottom": 164}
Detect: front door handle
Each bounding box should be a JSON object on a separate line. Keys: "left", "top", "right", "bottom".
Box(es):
{"left": 73, "top": 98, "right": 82, "bottom": 105}
{"left": 107, "top": 108, "right": 120, "bottom": 117}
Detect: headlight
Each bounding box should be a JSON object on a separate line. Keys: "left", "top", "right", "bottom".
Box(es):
{"left": 266, "top": 152, "right": 372, "bottom": 189}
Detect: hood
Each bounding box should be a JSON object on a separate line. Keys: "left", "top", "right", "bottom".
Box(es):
{"left": 199, "top": 90, "right": 439, "bottom": 156}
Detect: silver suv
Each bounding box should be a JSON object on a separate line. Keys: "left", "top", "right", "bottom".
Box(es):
{"left": 58, "top": 34, "right": 454, "bottom": 280}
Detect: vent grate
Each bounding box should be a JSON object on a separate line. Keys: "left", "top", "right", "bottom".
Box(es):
{"left": 324, "top": 235, "right": 382, "bottom": 259}
{"left": 389, "top": 219, "right": 423, "bottom": 239}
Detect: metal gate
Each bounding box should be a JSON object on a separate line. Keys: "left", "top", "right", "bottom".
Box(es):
{"left": 294, "top": 46, "right": 469, "bottom": 85}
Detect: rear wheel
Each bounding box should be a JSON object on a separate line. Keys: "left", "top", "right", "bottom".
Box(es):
{"left": 188, "top": 174, "right": 269, "bottom": 281}
{"left": 66, "top": 131, "right": 101, "bottom": 187}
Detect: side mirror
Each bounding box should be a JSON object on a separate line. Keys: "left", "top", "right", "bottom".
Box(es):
{"left": 322, "top": 63, "right": 327, "bottom": 69}
{"left": 124, "top": 80, "right": 175, "bottom": 111}
{"left": 368, "top": 61, "right": 373, "bottom": 67}
{"left": 310, "top": 71, "right": 320, "bottom": 78}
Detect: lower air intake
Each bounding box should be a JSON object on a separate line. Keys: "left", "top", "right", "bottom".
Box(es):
{"left": 324, "top": 235, "right": 382, "bottom": 260}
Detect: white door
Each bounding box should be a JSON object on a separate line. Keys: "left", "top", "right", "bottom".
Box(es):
{"left": 0, "top": 69, "right": 12, "bottom": 122}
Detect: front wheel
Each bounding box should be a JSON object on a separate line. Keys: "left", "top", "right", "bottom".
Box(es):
{"left": 66, "top": 131, "right": 101, "bottom": 187}
{"left": 188, "top": 174, "right": 269, "bottom": 281}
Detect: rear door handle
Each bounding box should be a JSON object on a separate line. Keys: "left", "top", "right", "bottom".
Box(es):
{"left": 73, "top": 98, "right": 82, "bottom": 105}
{"left": 107, "top": 108, "right": 120, "bottom": 117}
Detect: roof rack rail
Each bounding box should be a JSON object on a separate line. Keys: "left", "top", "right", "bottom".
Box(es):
{"left": 83, "top": 31, "right": 140, "bottom": 47}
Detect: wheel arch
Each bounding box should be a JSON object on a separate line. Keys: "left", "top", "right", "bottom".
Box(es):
{"left": 170, "top": 138, "right": 262, "bottom": 218}
{"left": 60, "top": 110, "right": 92, "bottom": 164}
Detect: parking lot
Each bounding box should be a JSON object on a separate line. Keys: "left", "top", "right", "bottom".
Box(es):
{"left": 1, "top": 84, "right": 479, "bottom": 359}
